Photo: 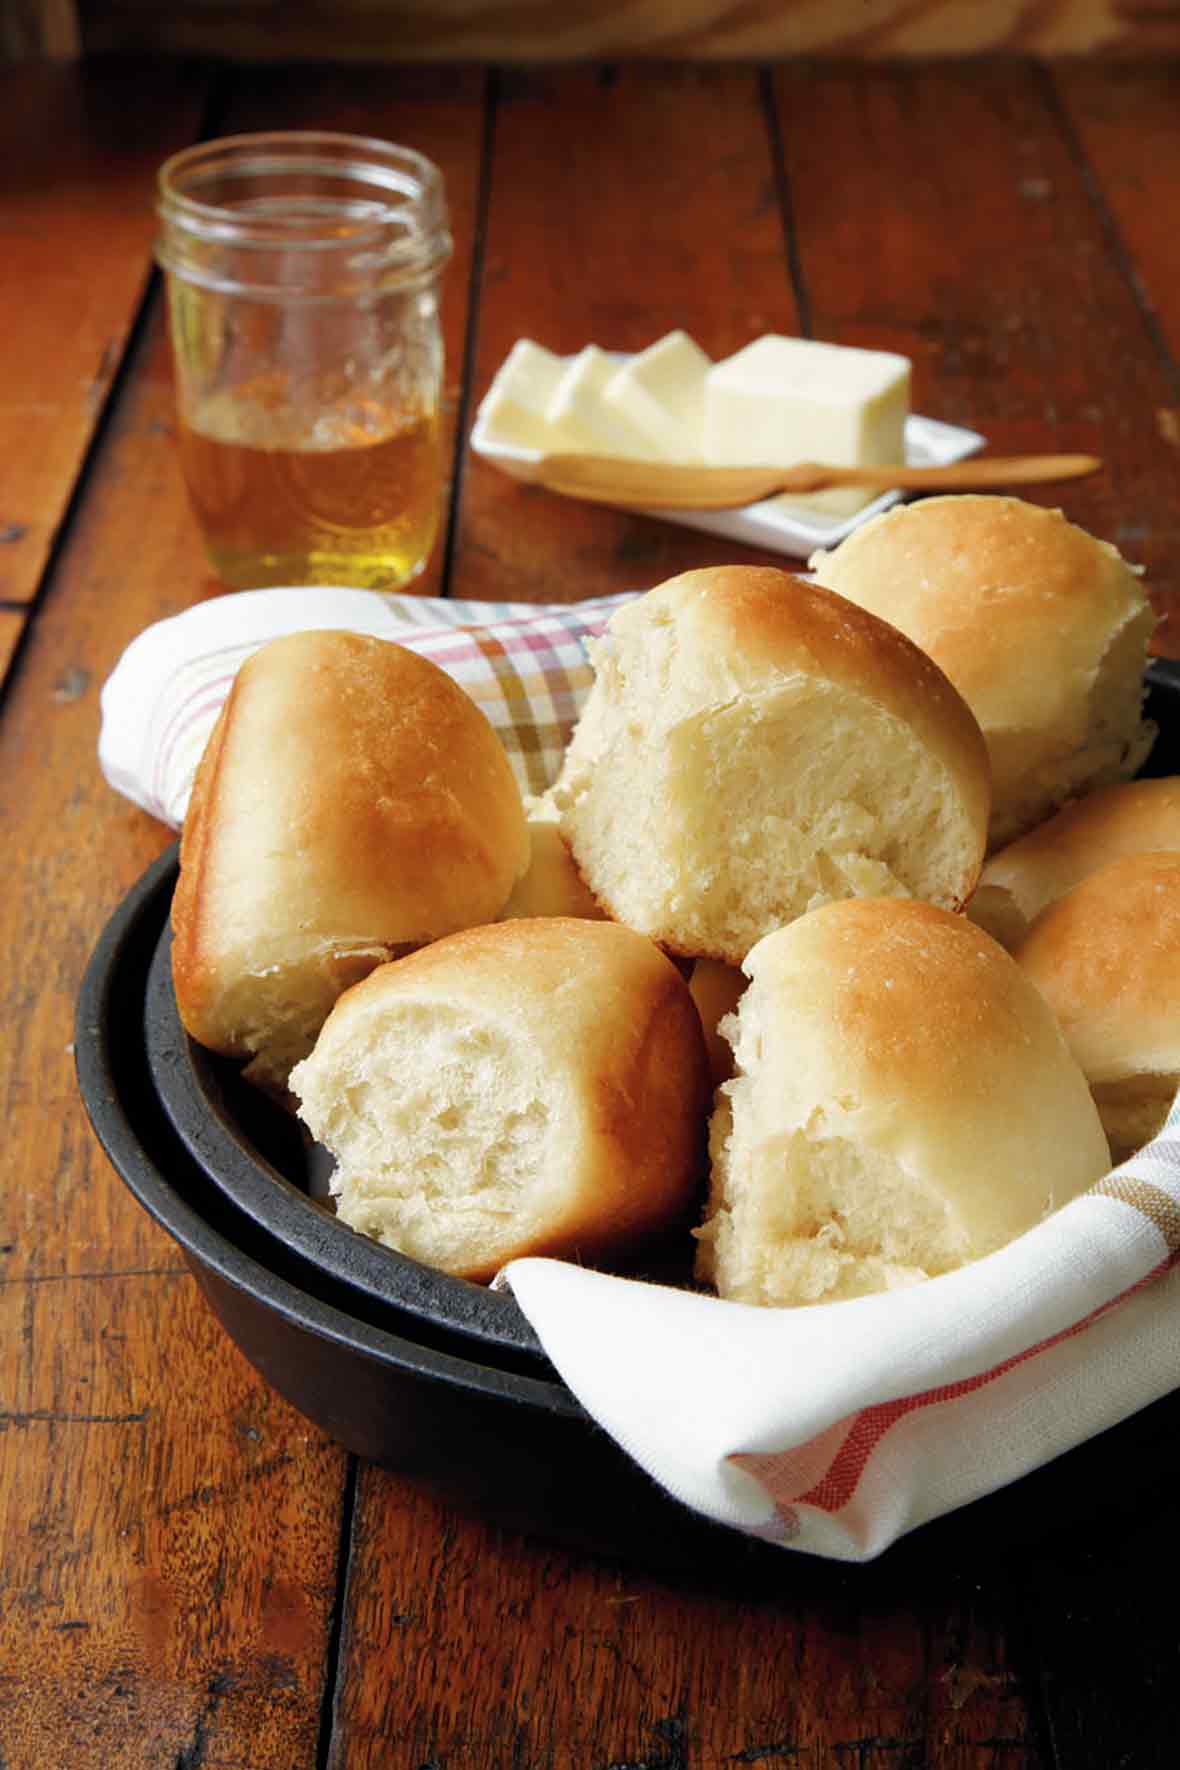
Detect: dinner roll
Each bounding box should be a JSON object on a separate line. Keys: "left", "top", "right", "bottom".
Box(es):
{"left": 969, "top": 776, "right": 1180, "bottom": 950}
{"left": 809, "top": 495, "right": 1156, "bottom": 848}
{"left": 551, "top": 566, "right": 990, "bottom": 965}
{"left": 498, "top": 805, "right": 605, "bottom": 922}
{"left": 688, "top": 959, "right": 747, "bottom": 1088}
{"left": 1014, "top": 852, "right": 1180, "bottom": 1161}
{"left": 696, "top": 897, "right": 1110, "bottom": 1308}
{"left": 172, "top": 629, "right": 530, "bottom": 1093}
{"left": 290, "top": 918, "right": 711, "bottom": 1281}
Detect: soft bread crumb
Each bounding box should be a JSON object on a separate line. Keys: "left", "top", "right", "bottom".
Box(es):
{"left": 552, "top": 567, "right": 990, "bottom": 964}
{"left": 291, "top": 917, "right": 712, "bottom": 1283}
{"left": 697, "top": 897, "right": 1111, "bottom": 1307}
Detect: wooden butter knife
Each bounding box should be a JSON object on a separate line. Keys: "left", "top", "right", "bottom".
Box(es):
{"left": 525, "top": 452, "right": 1102, "bottom": 510}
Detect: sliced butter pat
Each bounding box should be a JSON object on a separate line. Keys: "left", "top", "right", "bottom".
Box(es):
{"left": 547, "top": 345, "right": 650, "bottom": 458}
{"left": 704, "top": 336, "right": 911, "bottom": 516}
{"left": 602, "top": 330, "right": 712, "bottom": 460}
{"left": 476, "top": 339, "right": 576, "bottom": 452}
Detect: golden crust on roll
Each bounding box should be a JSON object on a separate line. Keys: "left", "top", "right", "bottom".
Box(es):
{"left": 688, "top": 958, "right": 747, "bottom": 1088}
{"left": 969, "top": 776, "right": 1180, "bottom": 950}
{"left": 696, "top": 897, "right": 1111, "bottom": 1308}
{"left": 498, "top": 807, "right": 605, "bottom": 922}
{"left": 809, "top": 495, "right": 1156, "bottom": 849}
{"left": 551, "top": 565, "right": 990, "bottom": 966}
{"left": 171, "top": 629, "right": 530, "bottom": 1093}
{"left": 1014, "top": 851, "right": 1180, "bottom": 1161}
{"left": 290, "top": 918, "right": 711, "bottom": 1283}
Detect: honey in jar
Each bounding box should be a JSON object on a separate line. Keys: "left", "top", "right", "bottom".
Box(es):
{"left": 176, "top": 396, "right": 442, "bottom": 591}
{"left": 156, "top": 132, "right": 452, "bottom": 593}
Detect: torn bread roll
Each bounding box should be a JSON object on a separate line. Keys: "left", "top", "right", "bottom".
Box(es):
{"left": 1014, "top": 852, "right": 1180, "bottom": 1161}
{"left": 171, "top": 629, "right": 530, "bottom": 1093}
{"left": 809, "top": 495, "right": 1156, "bottom": 849}
{"left": 551, "top": 565, "right": 990, "bottom": 965}
{"left": 696, "top": 897, "right": 1110, "bottom": 1307}
{"left": 290, "top": 918, "right": 711, "bottom": 1282}
{"left": 969, "top": 775, "right": 1180, "bottom": 950}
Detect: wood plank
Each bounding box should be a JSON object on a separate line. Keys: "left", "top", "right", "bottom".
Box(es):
{"left": 0, "top": 1271, "right": 347, "bottom": 1767}
{"left": 452, "top": 63, "right": 806, "bottom": 604}
{"left": 77, "top": 0, "right": 1180, "bottom": 63}
{"left": 1053, "top": 64, "right": 1180, "bottom": 362}
{"left": 0, "top": 610, "right": 25, "bottom": 693}
{"left": 771, "top": 57, "right": 1180, "bottom": 655}
{"left": 0, "top": 0, "right": 80, "bottom": 59}
{"left": 327, "top": 1464, "right": 1039, "bottom": 1768}
{"left": 0, "top": 59, "right": 208, "bottom": 607}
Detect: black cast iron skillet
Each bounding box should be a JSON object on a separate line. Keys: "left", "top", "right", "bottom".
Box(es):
{"left": 73, "top": 661, "right": 1180, "bottom": 1583}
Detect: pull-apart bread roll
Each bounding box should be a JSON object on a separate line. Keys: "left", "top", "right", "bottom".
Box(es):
{"left": 498, "top": 805, "right": 605, "bottom": 922}
{"left": 810, "top": 495, "right": 1156, "bottom": 850}
{"left": 172, "top": 629, "right": 530, "bottom": 1093}
{"left": 1014, "top": 852, "right": 1180, "bottom": 1162}
{"left": 696, "top": 897, "right": 1110, "bottom": 1308}
{"left": 550, "top": 565, "right": 990, "bottom": 965}
{"left": 970, "top": 776, "right": 1180, "bottom": 950}
{"left": 688, "top": 958, "right": 747, "bottom": 1088}
{"left": 290, "top": 918, "right": 711, "bottom": 1282}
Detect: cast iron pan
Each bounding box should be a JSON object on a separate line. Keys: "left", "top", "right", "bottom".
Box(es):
{"left": 74, "top": 662, "right": 1180, "bottom": 1585}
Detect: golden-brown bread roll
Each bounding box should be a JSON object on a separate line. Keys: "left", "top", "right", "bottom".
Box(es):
{"left": 498, "top": 805, "right": 605, "bottom": 922}
{"left": 969, "top": 776, "right": 1180, "bottom": 950}
{"left": 289, "top": 918, "right": 712, "bottom": 1282}
{"left": 688, "top": 958, "right": 747, "bottom": 1088}
{"left": 551, "top": 565, "right": 990, "bottom": 965}
{"left": 1013, "top": 852, "right": 1180, "bottom": 1161}
{"left": 172, "top": 629, "right": 530, "bottom": 1093}
{"left": 696, "top": 897, "right": 1111, "bottom": 1307}
{"left": 809, "top": 495, "right": 1156, "bottom": 849}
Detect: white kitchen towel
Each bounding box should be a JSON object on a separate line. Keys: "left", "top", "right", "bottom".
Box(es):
{"left": 99, "top": 585, "right": 1180, "bottom": 1563}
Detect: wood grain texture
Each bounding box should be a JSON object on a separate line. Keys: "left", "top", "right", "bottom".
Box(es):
{"left": 1053, "top": 63, "right": 1180, "bottom": 450}
{"left": 0, "top": 1272, "right": 346, "bottom": 1768}
{"left": 770, "top": 57, "right": 1180, "bottom": 653}
{"left": 77, "top": 0, "right": 1180, "bottom": 63}
{"left": 0, "top": 0, "right": 79, "bottom": 59}
{"left": 452, "top": 63, "right": 806, "bottom": 603}
{"left": 0, "top": 302, "right": 212, "bottom": 1285}
{"left": 0, "top": 609, "right": 26, "bottom": 692}
{"left": 0, "top": 60, "right": 207, "bottom": 606}
{"left": 327, "top": 1465, "right": 1039, "bottom": 1768}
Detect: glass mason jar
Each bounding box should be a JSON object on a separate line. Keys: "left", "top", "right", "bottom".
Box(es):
{"left": 156, "top": 132, "right": 452, "bottom": 592}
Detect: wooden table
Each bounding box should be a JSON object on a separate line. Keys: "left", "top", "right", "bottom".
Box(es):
{"left": 3, "top": 51, "right": 1180, "bottom": 1769}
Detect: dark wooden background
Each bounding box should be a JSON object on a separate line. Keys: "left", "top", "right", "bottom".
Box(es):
{"left": 2, "top": 51, "right": 1179, "bottom": 1768}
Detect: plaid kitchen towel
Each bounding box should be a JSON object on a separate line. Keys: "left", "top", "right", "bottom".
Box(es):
{"left": 99, "top": 584, "right": 1180, "bottom": 1563}
{"left": 99, "top": 585, "right": 633, "bottom": 828}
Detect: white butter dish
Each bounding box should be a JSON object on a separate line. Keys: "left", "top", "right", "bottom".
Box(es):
{"left": 472, "top": 348, "right": 986, "bottom": 558}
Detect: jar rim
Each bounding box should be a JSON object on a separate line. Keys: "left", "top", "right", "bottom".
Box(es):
{"left": 156, "top": 130, "right": 451, "bottom": 297}
{"left": 159, "top": 130, "right": 447, "bottom": 229}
